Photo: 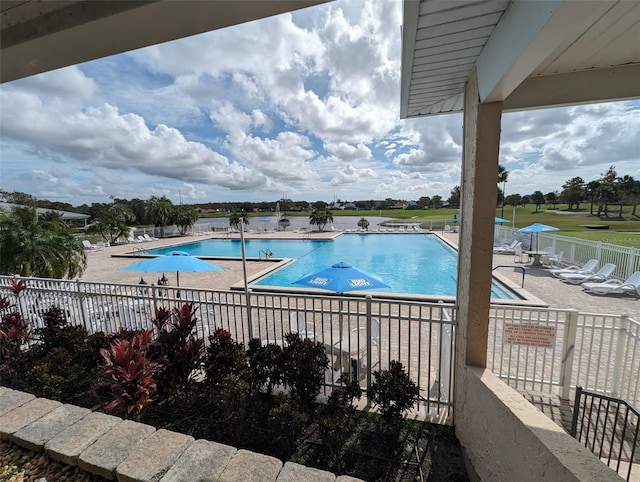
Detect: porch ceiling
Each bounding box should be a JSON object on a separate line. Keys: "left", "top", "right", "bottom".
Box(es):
{"left": 0, "top": 0, "right": 328, "bottom": 84}
{"left": 401, "top": 0, "right": 640, "bottom": 118}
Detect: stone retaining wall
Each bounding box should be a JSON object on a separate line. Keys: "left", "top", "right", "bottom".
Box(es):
{"left": 0, "top": 386, "right": 363, "bottom": 482}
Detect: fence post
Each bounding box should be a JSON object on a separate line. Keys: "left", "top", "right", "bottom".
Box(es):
{"left": 611, "top": 314, "right": 629, "bottom": 397}
{"left": 246, "top": 289, "right": 254, "bottom": 341}
{"left": 569, "top": 238, "right": 576, "bottom": 264}
{"left": 560, "top": 309, "right": 579, "bottom": 400}
{"left": 570, "top": 386, "right": 583, "bottom": 437}
{"left": 76, "top": 279, "right": 90, "bottom": 332}
{"left": 366, "top": 295, "right": 372, "bottom": 400}
{"left": 626, "top": 248, "right": 635, "bottom": 280}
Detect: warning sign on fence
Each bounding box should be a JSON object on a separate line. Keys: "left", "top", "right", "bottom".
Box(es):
{"left": 504, "top": 323, "right": 556, "bottom": 348}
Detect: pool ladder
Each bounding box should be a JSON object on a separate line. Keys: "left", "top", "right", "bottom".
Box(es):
{"left": 259, "top": 249, "right": 274, "bottom": 260}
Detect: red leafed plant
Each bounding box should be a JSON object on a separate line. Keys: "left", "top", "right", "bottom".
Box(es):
{"left": 0, "top": 297, "right": 31, "bottom": 365}
{"left": 8, "top": 279, "right": 27, "bottom": 296}
{"left": 100, "top": 329, "right": 160, "bottom": 418}
{"left": 149, "top": 303, "right": 205, "bottom": 393}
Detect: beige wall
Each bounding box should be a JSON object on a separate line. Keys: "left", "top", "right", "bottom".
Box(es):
{"left": 458, "top": 368, "right": 622, "bottom": 482}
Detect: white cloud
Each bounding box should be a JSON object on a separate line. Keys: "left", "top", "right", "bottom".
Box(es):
{"left": 0, "top": 0, "right": 638, "bottom": 206}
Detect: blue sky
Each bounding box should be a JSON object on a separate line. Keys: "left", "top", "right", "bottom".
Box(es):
{"left": 1, "top": 0, "right": 639, "bottom": 206}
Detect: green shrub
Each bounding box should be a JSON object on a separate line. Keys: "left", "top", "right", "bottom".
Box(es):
{"left": 370, "top": 360, "right": 420, "bottom": 422}
{"left": 14, "top": 306, "right": 109, "bottom": 403}
{"left": 269, "top": 393, "right": 308, "bottom": 458}
{"left": 246, "top": 338, "right": 284, "bottom": 393}
{"left": 204, "top": 329, "right": 247, "bottom": 388}
{"left": 213, "top": 374, "right": 260, "bottom": 447}
{"left": 317, "top": 374, "right": 363, "bottom": 470}
{"left": 280, "top": 333, "right": 329, "bottom": 408}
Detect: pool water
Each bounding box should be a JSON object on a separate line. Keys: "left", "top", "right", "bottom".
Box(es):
{"left": 150, "top": 234, "right": 519, "bottom": 299}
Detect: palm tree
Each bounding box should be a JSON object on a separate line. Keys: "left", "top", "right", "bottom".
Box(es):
{"left": 174, "top": 205, "right": 199, "bottom": 235}
{"left": 146, "top": 196, "right": 174, "bottom": 238}
{"left": 0, "top": 206, "right": 87, "bottom": 278}
{"left": 229, "top": 211, "right": 250, "bottom": 230}
{"left": 497, "top": 164, "right": 509, "bottom": 218}
{"left": 309, "top": 208, "right": 333, "bottom": 232}
{"left": 357, "top": 217, "right": 370, "bottom": 231}
{"left": 93, "top": 203, "right": 134, "bottom": 243}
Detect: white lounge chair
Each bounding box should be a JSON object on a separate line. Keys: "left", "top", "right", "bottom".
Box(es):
{"left": 582, "top": 271, "right": 640, "bottom": 297}
{"left": 493, "top": 240, "right": 520, "bottom": 255}
{"left": 544, "top": 251, "right": 564, "bottom": 268}
{"left": 82, "top": 240, "right": 100, "bottom": 250}
{"left": 351, "top": 317, "right": 380, "bottom": 362}
{"left": 289, "top": 312, "right": 315, "bottom": 339}
{"left": 560, "top": 263, "right": 616, "bottom": 284}
{"left": 142, "top": 233, "right": 158, "bottom": 241}
{"left": 550, "top": 259, "right": 599, "bottom": 278}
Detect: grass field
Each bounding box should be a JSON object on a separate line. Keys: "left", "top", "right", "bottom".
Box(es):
{"left": 200, "top": 204, "right": 640, "bottom": 248}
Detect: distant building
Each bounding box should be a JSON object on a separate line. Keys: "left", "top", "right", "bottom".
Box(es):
{"left": 0, "top": 202, "right": 90, "bottom": 225}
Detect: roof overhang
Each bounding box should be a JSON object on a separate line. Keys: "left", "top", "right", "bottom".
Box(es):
{"left": 401, "top": 0, "right": 640, "bottom": 118}
{"left": 1, "top": 0, "right": 329, "bottom": 84}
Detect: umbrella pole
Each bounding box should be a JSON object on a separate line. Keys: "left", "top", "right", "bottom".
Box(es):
{"left": 339, "top": 298, "right": 343, "bottom": 343}
{"left": 240, "top": 220, "right": 254, "bottom": 339}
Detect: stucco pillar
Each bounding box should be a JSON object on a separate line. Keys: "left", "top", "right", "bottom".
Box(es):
{"left": 455, "top": 70, "right": 502, "bottom": 373}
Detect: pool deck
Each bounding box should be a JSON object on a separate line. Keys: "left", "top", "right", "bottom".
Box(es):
{"left": 83, "top": 230, "right": 640, "bottom": 322}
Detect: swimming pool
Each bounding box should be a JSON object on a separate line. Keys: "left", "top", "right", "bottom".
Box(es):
{"left": 149, "top": 234, "right": 520, "bottom": 300}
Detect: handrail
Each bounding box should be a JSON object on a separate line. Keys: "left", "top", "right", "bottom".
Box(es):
{"left": 492, "top": 265, "right": 525, "bottom": 287}
{"left": 571, "top": 386, "right": 639, "bottom": 481}
{"left": 258, "top": 249, "right": 274, "bottom": 260}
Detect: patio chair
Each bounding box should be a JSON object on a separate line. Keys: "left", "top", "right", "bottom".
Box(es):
{"left": 351, "top": 317, "right": 380, "bottom": 361}
{"left": 493, "top": 240, "right": 519, "bottom": 255}
{"left": 289, "top": 312, "right": 315, "bottom": 339}
{"left": 539, "top": 246, "right": 556, "bottom": 265}
{"left": 582, "top": 271, "right": 640, "bottom": 297}
{"left": 514, "top": 244, "right": 527, "bottom": 263}
{"left": 142, "top": 233, "right": 158, "bottom": 241}
{"left": 544, "top": 251, "right": 564, "bottom": 268}
{"left": 118, "top": 305, "right": 139, "bottom": 330}
{"left": 559, "top": 263, "right": 616, "bottom": 284}
{"left": 549, "top": 259, "right": 598, "bottom": 278}
{"left": 82, "top": 240, "right": 100, "bottom": 250}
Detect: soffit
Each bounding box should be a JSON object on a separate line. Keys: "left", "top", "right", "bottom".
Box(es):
{"left": 1, "top": 0, "right": 328, "bottom": 83}
{"left": 401, "top": 0, "right": 640, "bottom": 118}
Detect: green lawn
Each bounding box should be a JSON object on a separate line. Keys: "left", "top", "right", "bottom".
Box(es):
{"left": 340, "top": 205, "right": 640, "bottom": 247}
{"left": 209, "top": 205, "right": 640, "bottom": 248}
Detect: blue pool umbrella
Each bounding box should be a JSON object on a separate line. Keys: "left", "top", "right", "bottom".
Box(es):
{"left": 495, "top": 217, "right": 510, "bottom": 224}
{"left": 294, "top": 262, "right": 389, "bottom": 342}
{"left": 293, "top": 261, "right": 390, "bottom": 294}
{"left": 517, "top": 223, "right": 559, "bottom": 250}
{"left": 120, "top": 251, "right": 223, "bottom": 286}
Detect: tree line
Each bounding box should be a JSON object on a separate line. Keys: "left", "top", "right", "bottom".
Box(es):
{"left": 496, "top": 166, "right": 640, "bottom": 217}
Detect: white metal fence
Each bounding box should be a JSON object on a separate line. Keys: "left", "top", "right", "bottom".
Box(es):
{"left": 495, "top": 226, "right": 640, "bottom": 280}
{"left": 0, "top": 276, "right": 456, "bottom": 421}
{"left": 3, "top": 275, "right": 638, "bottom": 416}
{"left": 488, "top": 306, "right": 640, "bottom": 408}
